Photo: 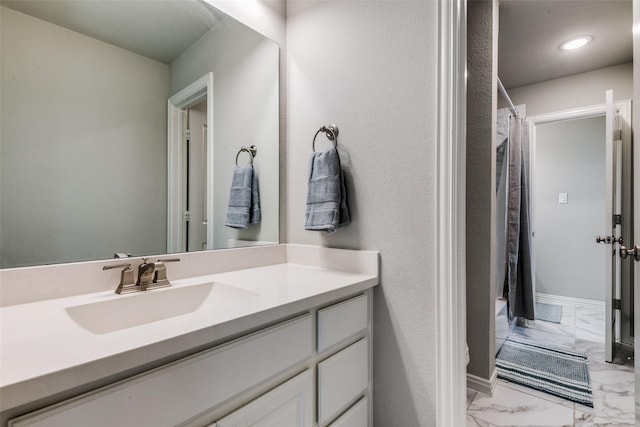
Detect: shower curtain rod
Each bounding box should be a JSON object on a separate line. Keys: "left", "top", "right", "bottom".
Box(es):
{"left": 498, "top": 77, "right": 520, "bottom": 116}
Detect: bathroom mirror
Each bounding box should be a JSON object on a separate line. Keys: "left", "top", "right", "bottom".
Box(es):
{"left": 0, "top": 0, "right": 280, "bottom": 268}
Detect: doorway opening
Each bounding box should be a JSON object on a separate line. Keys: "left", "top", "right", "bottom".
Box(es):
{"left": 167, "top": 73, "right": 214, "bottom": 253}
{"left": 528, "top": 99, "right": 633, "bottom": 362}
{"left": 468, "top": 99, "right": 635, "bottom": 425}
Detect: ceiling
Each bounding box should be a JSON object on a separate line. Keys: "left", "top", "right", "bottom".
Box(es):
{"left": 3, "top": 0, "right": 631, "bottom": 87}
{"left": 0, "top": 0, "right": 223, "bottom": 64}
{"left": 498, "top": 0, "right": 633, "bottom": 89}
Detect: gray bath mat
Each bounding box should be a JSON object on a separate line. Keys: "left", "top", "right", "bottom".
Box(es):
{"left": 536, "top": 302, "right": 562, "bottom": 323}
{"left": 496, "top": 338, "right": 593, "bottom": 407}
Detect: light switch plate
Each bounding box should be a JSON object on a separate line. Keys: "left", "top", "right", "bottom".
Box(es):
{"left": 558, "top": 193, "right": 568, "bottom": 204}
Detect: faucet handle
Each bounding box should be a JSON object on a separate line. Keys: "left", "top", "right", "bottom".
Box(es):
{"left": 154, "top": 258, "right": 181, "bottom": 284}
{"left": 102, "top": 262, "right": 131, "bottom": 270}
{"left": 103, "top": 263, "right": 135, "bottom": 294}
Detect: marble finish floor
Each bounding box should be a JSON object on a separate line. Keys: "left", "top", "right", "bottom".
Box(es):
{"left": 467, "top": 302, "right": 635, "bottom": 426}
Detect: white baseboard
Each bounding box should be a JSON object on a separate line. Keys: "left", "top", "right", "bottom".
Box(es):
{"left": 467, "top": 368, "right": 497, "bottom": 397}
{"left": 536, "top": 293, "right": 605, "bottom": 309}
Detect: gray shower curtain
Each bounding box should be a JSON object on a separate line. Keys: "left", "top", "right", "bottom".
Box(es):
{"left": 497, "top": 111, "right": 536, "bottom": 321}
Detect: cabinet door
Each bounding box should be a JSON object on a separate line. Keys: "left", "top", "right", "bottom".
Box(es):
{"left": 215, "top": 370, "right": 314, "bottom": 427}
{"left": 317, "top": 339, "right": 368, "bottom": 425}
{"left": 328, "top": 397, "right": 367, "bottom": 427}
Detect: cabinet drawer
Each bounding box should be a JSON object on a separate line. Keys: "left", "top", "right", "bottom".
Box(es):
{"left": 317, "top": 294, "right": 368, "bottom": 353}
{"left": 317, "top": 338, "right": 368, "bottom": 425}
{"left": 9, "top": 315, "right": 313, "bottom": 427}
{"left": 214, "top": 369, "right": 314, "bottom": 427}
{"left": 328, "top": 397, "right": 367, "bottom": 427}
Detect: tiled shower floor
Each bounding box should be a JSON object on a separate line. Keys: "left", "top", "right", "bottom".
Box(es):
{"left": 466, "top": 302, "right": 635, "bottom": 426}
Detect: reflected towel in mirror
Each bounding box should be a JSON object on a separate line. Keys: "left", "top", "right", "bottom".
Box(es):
{"left": 225, "top": 165, "right": 261, "bottom": 229}
{"left": 305, "top": 148, "right": 350, "bottom": 233}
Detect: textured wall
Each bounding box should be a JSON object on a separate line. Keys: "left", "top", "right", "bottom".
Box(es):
{"left": 466, "top": 0, "right": 497, "bottom": 383}
{"left": 287, "top": 2, "right": 438, "bottom": 424}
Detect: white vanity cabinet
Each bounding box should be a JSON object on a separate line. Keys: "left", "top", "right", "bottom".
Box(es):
{"left": 7, "top": 290, "right": 372, "bottom": 427}
{"left": 8, "top": 315, "right": 314, "bottom": 427}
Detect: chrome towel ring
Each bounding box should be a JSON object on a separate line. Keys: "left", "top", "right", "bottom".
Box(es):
{"left": 312, "top": 124, "right": 339, "bottom": 152}
{"left": 235, "top": 145, "right": 257, "bottom": 166}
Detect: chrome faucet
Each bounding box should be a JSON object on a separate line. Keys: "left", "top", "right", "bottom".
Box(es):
{"left": 136, "top": 258, "right": 155, "bottom": 288}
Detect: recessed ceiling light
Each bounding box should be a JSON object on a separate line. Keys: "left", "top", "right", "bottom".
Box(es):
{"left": 560, "top": 36, "right": 593, "bottom": 51}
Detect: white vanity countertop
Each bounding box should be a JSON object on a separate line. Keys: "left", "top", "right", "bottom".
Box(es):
{"left": 0, "top": 245, "right": 379, "bottom": 413}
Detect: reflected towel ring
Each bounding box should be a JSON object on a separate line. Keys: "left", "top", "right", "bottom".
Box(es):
{"left": 235, "top": 145, "right": 257, "bottom": 167}
{"left": 312, "top": 124, "right": 340, "bottom": 152}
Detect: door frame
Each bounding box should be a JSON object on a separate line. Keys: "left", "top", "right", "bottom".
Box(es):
{"left": 634, "top": 1, "right": 640, "bottom": 420}
{"left": 167, "top": 73, "right": 215, "bottom": 253}
{"left": 436, "top": 0, "right": 467, "bottom": 425}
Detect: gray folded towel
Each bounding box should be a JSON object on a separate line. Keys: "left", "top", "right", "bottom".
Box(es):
{"left": 305, "top": 148, "right": 350, "bottom": 233}
{"left": 225, "top": 165, "right": 261, "bottom": 229}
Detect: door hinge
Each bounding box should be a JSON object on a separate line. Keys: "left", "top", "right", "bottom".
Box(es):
{"left": 184, "top": 129, "right": 191, "bottom": 140}
{"left": 613, "top": 214, "right": 622, "bottom": 225}
{"left": 613, "top": 129, "right": 622, "bottom": 141}
{"left": 613, "top": 299, "right": 622, "bottom": 310}
{"left": 184, "top": 211, "right": 191, "bottom": 222}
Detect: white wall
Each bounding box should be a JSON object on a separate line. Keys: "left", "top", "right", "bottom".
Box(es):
{"left": 287, "top": 2, "right": 439, "bottom": 424}
{"left": 502, "top": 63, "right": 633, "bottom": 116}
{"left": 535, "top": 116, "right": 606, "bottom": 301}
{"left": 0, "top": 6, "right": 169, "bottom": 267}
{"left": 169, "top": 15, "right": 280, "bottom": 249}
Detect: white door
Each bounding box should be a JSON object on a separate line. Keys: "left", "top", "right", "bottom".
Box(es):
{"left": 602, "top": 90, "right": 626, "bottom": 362}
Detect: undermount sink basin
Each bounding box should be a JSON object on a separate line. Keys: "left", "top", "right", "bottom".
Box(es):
{"left": 65, "top": 282, "right": 257, "bottom": 334}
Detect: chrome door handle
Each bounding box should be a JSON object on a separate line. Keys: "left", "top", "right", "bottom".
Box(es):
{"left": 619, "top": 245, "right": 640, "bottom": 261}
